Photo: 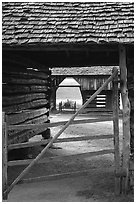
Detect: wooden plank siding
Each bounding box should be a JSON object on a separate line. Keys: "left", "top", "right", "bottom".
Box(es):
{"left": 53, "top": 75, "right": 112, "bottom": 91}
{"left": 81, "top": 90, "right": 114, "bottom": 111}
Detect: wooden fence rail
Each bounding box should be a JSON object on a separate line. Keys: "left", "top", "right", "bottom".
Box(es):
{"left": 8, "top": 149, "right": 115, "bottom": 167}
{"left": 8, "top": 134, "right": 114, "bottom": 150}
{"left": 8, "top": 117, "right": 113, "bottom": 131}
{"left": 3, "top": 67, "right": 122, "bottom": 200}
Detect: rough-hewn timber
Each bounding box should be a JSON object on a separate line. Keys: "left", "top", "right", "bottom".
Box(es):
{"left": 7, "top": 108, "right": 49, "bottom": 125}
{"left": 2, "top": 68, "right": 51, "bottom": 144}
{"left": 3, "top": 93, "right": 48, "bottom": 106}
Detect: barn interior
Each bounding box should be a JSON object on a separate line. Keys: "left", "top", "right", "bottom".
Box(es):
{"left": 2, "top": 2, "right": 134, "bottom": 201}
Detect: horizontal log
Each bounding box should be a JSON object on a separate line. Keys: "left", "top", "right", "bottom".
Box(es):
{"left": 8, "top": 126, "right": 48, "bottom": 145}
{"left": 2, "top": 84, "right": 50, "bottom": 95}
{"left": 8, "top": 134, "right": 114, "bottom": 150}
{"left": 55, "top": 134, "right": 114, "bottom": 143}
{"left": 8, "top": 118, "right": 48, "bottom": 139}
{"left": 8, "top": 139, "right": 49, "bottom": 150}
{"left": 3, "top": 70, "right": 50, "bottom": 80}
{"left": 3, "top": 93, "right": 48, "bottom": 107}
{"left": 3, "top": 99, "right": 49, "bottom": 114}
{"left": 8, "top": 149, "right": 114, "bottom": 166}
{"left": 3, "top": 76, "right": 48, "bottom": 85}
{"left": 24, "top": 114, "right": 48, "bottom": 125}
{"left": 7, "top": 108, "right": 49, "bottom": 125}
{"left": 8, "top": 117, "right": 113, "bottom": 130}
{"left": 8, "top": 129, "right": 22, "bottom": 137}
{"left": 8, "top": 129, "right": 27, "bottom": 138}
{"left": 8, "top": 115, "right": 49, "bottom": 139}
{"left": 8, "top": 129, "right": 29, "bottom": 142}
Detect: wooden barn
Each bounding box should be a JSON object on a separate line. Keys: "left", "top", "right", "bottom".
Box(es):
{"left": 51, "top": 66, "right": 120, "bottom": 112}
{"left": 2, "top": 2, "right": 134, "bottom": 198}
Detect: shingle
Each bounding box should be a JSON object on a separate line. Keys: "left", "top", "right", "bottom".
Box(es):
{"left": 2, "top": 2, "right": 134, "bottom": 46}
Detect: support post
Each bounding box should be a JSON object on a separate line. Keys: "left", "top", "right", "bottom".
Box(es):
{"left": 112, "top": 67, "right": 120, "bottom": 195}
{"left": 119, "top": 45, "right": 131, "bottom": 194}
{"left": 53, "top": 87, "right": 57, "bottom": 110}
{"left": 2, "top": 112, "right": 8, "bottom": 200}
{"left": 50, "top": 78, "right": 57, "bottom": 111}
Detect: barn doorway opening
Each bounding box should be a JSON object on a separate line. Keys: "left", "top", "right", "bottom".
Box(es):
{"left": 56, "top": 77, "right": 83, "bottom": 111}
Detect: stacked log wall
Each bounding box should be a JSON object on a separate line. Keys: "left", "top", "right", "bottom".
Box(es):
{"left": 2, "top": 68, "right": 51, "bottom": 145}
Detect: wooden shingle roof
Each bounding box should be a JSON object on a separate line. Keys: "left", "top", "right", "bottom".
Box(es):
{"left": 2, "top": 2, "right": 134, "bottom": 47}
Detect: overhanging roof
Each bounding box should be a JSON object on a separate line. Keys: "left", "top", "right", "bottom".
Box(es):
{"left": 51, "top": 66, "right": 119, "bottom": 76}
{"left": 2, "top": 2, "right": 134, "bottom": 49}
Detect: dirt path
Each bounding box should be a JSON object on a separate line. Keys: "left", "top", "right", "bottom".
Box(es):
{"left": 7, "top": 112, "right": 133, "bottom": 202}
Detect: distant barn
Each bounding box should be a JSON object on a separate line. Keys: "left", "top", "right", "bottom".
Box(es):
{"left": 51, "top": 66, "right": 119, "bottom": 112}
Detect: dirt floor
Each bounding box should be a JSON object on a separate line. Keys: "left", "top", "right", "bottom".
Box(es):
{"left": 7, "top": 112, "right": 134, "bottom": 202}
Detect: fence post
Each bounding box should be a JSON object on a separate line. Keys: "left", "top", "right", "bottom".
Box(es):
{"left": 112, "top": 67, "right": 121, "bottom": 195}
{"left": 119, "top": 45, "right": 131, "bottom": 194}
{"left": 2, "top": 112, "right": 8, "bottom": 200}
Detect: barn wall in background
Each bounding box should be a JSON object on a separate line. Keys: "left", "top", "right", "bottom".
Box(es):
{"left": 81, "top": 90, "right": 114, "bottom": 112}
{"left": 51, "top": 74, "right": 115, "bottom": 112}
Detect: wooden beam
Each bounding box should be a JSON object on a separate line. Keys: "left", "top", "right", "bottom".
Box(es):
{"left": 119, "top": 45, "right": 131, "bottom": 194}
{"left": 2, "top": 44, "right": 118, "bottom": 52}
{"left": 3, "top": 76, "right": 48, "bottom": 85}
{"left": 3, "top": 99, "right": 48, "bottom": 114}
{"left": 112, "top": 67, "right": 120, "bottom": 195}
{"left": 8, "top": 134, "right": 114, "bottom": 150}
{"left": 3, "top": 93, "right": 48, "bottom": 107}
{"left": 8, "top": 149, "right": 114, "bottom": 167}
{"left": 7, "top": 108, "right": 49, "bottom": 125}
{"left": 2, "top": 113, "right": 8, "bottom": 200}
{"left": 3, "top": 84, "right": 49, "bottom": 95}
{"left": 8, "top": 117, "right": 113, "bottom": 131}
{"left": 3, "top": 69, "right": 50, "bottom": 80}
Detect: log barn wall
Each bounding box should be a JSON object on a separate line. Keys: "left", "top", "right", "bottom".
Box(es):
{"left": 2, "top": 68, "right": 51, "bottom": 145}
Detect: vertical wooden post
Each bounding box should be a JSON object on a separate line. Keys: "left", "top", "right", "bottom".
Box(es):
{"left": 112, "top": 67, "right": 120, "bottom": 195}
{"left": 119, "top": 45, "right": 131, "bottom": 193}
{"left": 2, "top": 112, "right": 8, "bottom": 200}
{"left": 53, "top": 87, "right": 57, "bottom": 110}
{"left": 50, "top": 78, "right": 57, "bottom": 111}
